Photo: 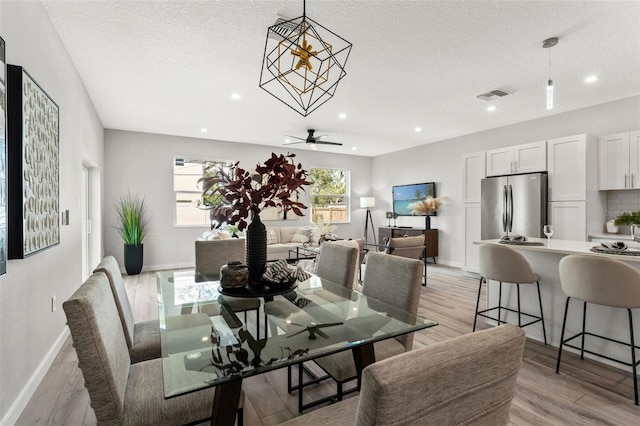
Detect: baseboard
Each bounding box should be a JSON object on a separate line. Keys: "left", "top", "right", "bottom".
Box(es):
{"left": 1, "top": 328, "right": 70, "bottom": 426}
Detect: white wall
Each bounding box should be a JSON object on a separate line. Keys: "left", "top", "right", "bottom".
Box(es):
{"left": 0, "top": 2, "right": 104, "bottom": 423}
{"left": 372, "top": 96, "right": 640, "bottom": 267}
{"left": 104, "top": 130, "right": 373, "bottom": 271}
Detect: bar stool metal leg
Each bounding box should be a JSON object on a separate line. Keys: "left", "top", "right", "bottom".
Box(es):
{"left": 556, "top": 297, "right": 571, "bottom": 374}
{"left": 516, "top": 283, "right": 522, "bottom": 327}
{"left": 473, "top": 277, "right": 484, "bottom": 332}
{"left": 628, "top": 309, "right": 638, "bottom": 405}
{"left": 498, "top": 281, "right": 503, "bottom": 325}
{"left": 536, "top": 281, "right": 547, "bottom": 344}
{"left": 581, "top": 302, "right": 587, "bottom": 359}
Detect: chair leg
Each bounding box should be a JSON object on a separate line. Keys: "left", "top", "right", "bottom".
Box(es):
{"left": 628, "top": 309, "right": 639, "bottom": 405}
{"left": 556, "top": 297, "right": 571, "bottom": 373}
{"left": 473, "top": 277, "right": 484, "bottom": 332}
{"left": 337, "top": 382, "right": 343, "bottom": 401}
{"left": 498, "top": 281, "right": 503, "bottom": 325}
{"left": 287, "top": 364, "right": 294, "bottom": 393}
{"left": 516, "top": 283, "right": 522, "bottom": 327}
{"left": 581, "top": 302, "right": 587, "bottom": 360}
{"left": 237, "top": 407, "right": 244, "bottom": 426}
{"left": 536, "top": 281, "right": 548, "bottom": 344}
{"left": 298, "top": 363, "right": 304, "bottom": 413}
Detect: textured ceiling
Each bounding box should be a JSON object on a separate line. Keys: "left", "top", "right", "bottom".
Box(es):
{"left": 41, "top": 0, "right": 640, "bottom": 157}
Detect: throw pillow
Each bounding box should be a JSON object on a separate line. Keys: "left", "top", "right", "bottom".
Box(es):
{"left": 218, "top": 231, "right": 232, "bottom": 240}
{"left": 291, "top": 228, "right": 311, "bottom": 243}
{"left": 266, "top": 229, "right": 278, "bottom": 245}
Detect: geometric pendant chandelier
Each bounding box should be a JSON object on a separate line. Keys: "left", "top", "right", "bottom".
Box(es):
{"left": 259, "top": 0, "right": 352, "bottom": 117}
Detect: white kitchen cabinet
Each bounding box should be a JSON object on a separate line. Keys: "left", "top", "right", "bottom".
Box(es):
{"left": 598, "top": 131, "right": 640, "bottom": 190}
{"left": 462, "top": 152, "right": 485, "bottom": 203}
{"left": 462, "top": 204, "right": 481, "bottom": 273}
{"left": 549, "top": 201, "right": 587, "bottom": 241}
{"left": 486, "top": 141, "right": 546, "bottom": 176}
{"left": 547, "top": 134, "right": 587, "bottom": 201}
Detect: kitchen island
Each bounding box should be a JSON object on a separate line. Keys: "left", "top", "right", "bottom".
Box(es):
{"left": 475, "top": 238, "right": 640, "bottom": 372}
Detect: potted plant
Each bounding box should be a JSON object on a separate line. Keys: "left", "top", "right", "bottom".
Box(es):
{"left": 614, "top": 211, "right": 640, "bottom": 241}
{"left": 199, "top": 153, "right": 311, "bottom": 284}
{"left": 115, "top": 192, "right": 149, "bottom": 275}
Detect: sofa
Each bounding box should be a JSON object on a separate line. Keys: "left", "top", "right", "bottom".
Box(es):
{"left": 197, "top": 225, "right": 320, "bottom": 261}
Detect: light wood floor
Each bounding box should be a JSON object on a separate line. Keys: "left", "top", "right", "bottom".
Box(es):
{"left": 16, "top": 265, "right": 640, "bottom": 425}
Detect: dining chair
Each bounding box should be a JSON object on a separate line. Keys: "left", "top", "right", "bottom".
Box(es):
{"left": 94, "top": 256, "right": 211, "bottom": 363}
{"left": 291, "top": 252, "right": 423, "bottom": 412}
{"left": 387, "top": 235, "right": 427, "bottom": 286}
{"left": 557, "top": 254, "right": 640, "bottom": 405}
{"left": 63, "top": 272, "right": 244, "bottom": 425}
{"left": 473, "top": 244, "right": 547, "bottom": 344}
{"left": 279, "top": 324, "right": 526, "bottom": 425}
{"left": 194, "top": 239, "right": 263, "bottom": 333}
{"left": 316, "top": 241, "right": 360, "bottom": 290}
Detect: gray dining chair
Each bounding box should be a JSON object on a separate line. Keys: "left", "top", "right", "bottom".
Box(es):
{"left": 63, "top": 272, "right": 244, "bottom": 425}
{"left": 291, "top": 252, "right": 423, "bottom": 412}
{"left": 279, "top": 325, "right": 526, "bottom": 425}
{"left": 94, "top": 256, "right": 211, "bottom": 363}
{"left": 387, "top": 235, "right": 427, "bottom": 285}
{"left": 557, "top": 254, "right": 640, "bottom": 405}
{"left": 194, "top": 239, "right": 263, "bottom": 334}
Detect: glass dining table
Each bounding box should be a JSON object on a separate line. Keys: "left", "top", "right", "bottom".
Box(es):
{"left": 156, "top": 269, "right": 438, "bottom": 426}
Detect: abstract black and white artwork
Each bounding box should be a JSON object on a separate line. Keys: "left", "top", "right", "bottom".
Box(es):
{"left": 7, "top": 65, "right": 59, "bottom": 258}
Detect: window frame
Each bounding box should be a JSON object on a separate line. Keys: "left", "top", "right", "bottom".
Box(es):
{"left": 173, "top": 156, "right": 234, "bottom": 227}
{"left": 308, "top": 167, "right": 351, "bottom": 224}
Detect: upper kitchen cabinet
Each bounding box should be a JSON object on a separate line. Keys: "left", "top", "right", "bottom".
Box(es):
{"left": 486, "top": 140, "right": 546, "bottom": 176}
{"left": 599, "top": 131, "right": 640, "bottom": 190}
{"left": 547, "top": 134, "right": 588, "bottom": 201}
{"left": 462, "top": 152, "right": 485, "bottom": 203}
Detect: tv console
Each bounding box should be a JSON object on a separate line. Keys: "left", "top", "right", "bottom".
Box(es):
{"left": 378, "top": 227, "right": 438, "bottom": 263}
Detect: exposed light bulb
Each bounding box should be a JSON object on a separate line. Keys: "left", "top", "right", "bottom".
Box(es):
{"left": 487, "top": 105, "right": 496, "bottom": 112}
{"left": 546, "top": 79, "right": 554, "bottom": 110}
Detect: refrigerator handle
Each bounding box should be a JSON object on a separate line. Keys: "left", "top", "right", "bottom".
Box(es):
{"left": 502, "top": 185, "right": 508, "bottom": 232}
{"left": 508, "top": 185, "right": 514, "bottom": 232}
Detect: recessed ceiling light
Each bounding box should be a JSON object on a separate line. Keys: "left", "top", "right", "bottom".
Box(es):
{"left": 585, "top": 75, "right": 598, "bottom": 83}
{"left": 351, "top": 146, "right": 357, "bottom": 151}
{"left": 415, "top": 127, "right": 422, "bottom": 133}
{"left": 487, "top": 105, "right": 497, "bottom": 112}
{"left": 201, "top": 128, "right": 207, "bottom": 133}
{"left": 230, "top": 93, "right": 241, "bottom": 100}
{"left": 284, "top": 138, "right": 290, "bottom": 143}
{"left": 339, "top": 113, "right": 347, "bottom": 119}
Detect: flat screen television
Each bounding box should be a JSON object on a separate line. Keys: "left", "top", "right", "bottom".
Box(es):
{"left": 392, "top": 182, "right": 437, "bottom": 216}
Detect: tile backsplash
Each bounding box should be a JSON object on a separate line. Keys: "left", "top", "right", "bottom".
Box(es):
{"left": 606, "top": 190, "right": 640, "bottom": 219}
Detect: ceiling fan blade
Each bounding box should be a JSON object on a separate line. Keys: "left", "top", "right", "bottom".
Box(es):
{"left": 314, "top": 328, "right": 330, "bottom": 339}
{"left": 286, "top": 329, "right": 307, "bottom": 338}
{"left": 285, "top": 135, "right": 307, "bottom": 141}
{"left": 316, "top": 322, "right": 343, "bottom": 329}
{"left": 315, "top": 140, "right": 343, "bottom": 146}
{"left": 283, "top": 141, "right": 305, "bottom": 146}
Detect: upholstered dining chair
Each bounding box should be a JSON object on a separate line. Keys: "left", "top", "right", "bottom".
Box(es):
{"left": 63, "top": 272, "right": 244, "bottom": 425}
{"left": 291, "top": 252, "right": 423, "bottom": 412}
{"left": 194, "top": 239, "right": 262, "bottom": 333}
{"left": 94, "top": 256, "right": 212, "bottom": 363}
{"left": 387, "top": 235, "right": 427, "bottom": 286}
{"left": 279, "top": 324, "right": 526, "bottom": 425}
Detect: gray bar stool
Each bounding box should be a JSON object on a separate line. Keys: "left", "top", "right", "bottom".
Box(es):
{"left": 473, "top": 244, "right": 547, "bottom": 344}
{"left": 557, "top": 254, "right": 640, "bottom": 405}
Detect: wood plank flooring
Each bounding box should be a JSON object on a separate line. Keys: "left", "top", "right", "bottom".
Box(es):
{"left": 16, "top": 265, "right": 639, "bottom": 425}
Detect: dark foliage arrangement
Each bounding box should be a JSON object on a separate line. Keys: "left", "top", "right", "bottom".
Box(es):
{"left": 199, "top": 153, "right": 311, "bottom": 230}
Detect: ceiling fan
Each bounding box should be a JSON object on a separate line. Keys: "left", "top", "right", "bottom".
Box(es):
{"left": 284, "top": 129, "right": 343, "bottom": 146}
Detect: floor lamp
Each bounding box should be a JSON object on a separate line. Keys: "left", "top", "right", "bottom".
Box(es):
{"left": 361, "top": 197, "right": 376, "bottom": 245}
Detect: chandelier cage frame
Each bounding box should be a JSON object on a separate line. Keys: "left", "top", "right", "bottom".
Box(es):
{"left": 259, "top": 12, "right": 352, "bottom": 117}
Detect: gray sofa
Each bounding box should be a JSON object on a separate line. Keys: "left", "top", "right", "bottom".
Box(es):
{"left": 265, "top": 226, "right": 320, "bottom": 260}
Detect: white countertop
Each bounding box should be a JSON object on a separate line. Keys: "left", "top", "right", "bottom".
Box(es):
{"left": 589, "top": 232, "right": 633, "bottom": 241}
{"left": 475, "top": 238, "right": 640, "bottom": 262}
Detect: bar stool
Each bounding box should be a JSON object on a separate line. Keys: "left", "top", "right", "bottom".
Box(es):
{"left": 473, "top": 244, "right": 547, "bottom": 344}
{"left": 557, "top": 255, "right": 640, "bottom": 405}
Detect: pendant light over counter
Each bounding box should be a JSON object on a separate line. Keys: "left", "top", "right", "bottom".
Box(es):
{"left": 542, "top": 37, "right": 558, "bottom": 110}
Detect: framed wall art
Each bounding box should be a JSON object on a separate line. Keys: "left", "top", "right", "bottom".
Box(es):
{"left": 0, "top": 37, "right": 6, "bottom": 273}
{"left": 7, "top": 64, "right": 59, "bottom": 259}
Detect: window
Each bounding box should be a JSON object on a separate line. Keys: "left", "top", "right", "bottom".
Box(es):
{"left": 173, "top": 157, "right": 233, "bottom": 226}
{"left": 309, "top": 168, "right": 350, "bottom": 223}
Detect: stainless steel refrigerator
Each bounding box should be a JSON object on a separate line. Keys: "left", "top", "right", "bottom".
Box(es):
{"left": 481, "top": 173, "right": 547, "bottom": 239}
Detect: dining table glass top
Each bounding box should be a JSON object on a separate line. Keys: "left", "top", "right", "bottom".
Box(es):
{"left": 156, "top": 269, "right": 437, "bottom": 398}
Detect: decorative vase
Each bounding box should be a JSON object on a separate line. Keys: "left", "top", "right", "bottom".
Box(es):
{"left": 632, "top": 224, "right": 640, "bottom": 242}
{"left": 246, "top": 213, "right": 267, "bottom": 285}
{"left": 425, "top": 216, "right": 431, "bottom": 230}
{"left": 124, "top": 244, "right": 144, "bottom": 275}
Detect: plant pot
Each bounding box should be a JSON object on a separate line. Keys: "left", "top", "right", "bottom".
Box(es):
{"left": 246, "top": 214, "right": 267, "bottom": 285}
{"left": 124, "top": 244, "right": 144, "bottom": 275}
